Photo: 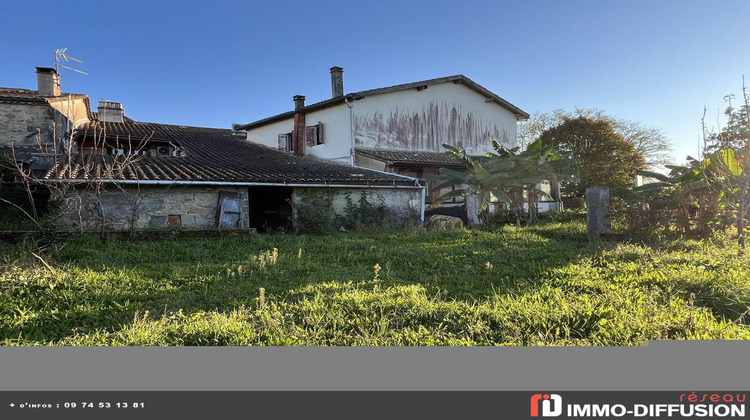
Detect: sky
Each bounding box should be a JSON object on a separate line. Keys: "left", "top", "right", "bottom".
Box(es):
{"left": 1, "top": 0, "right": 749, "bottom": 164}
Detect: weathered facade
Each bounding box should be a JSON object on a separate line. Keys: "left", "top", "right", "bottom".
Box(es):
{"left": 45, "top": 120, "right": 424, "bottom": 232}
{"left": 0, "top": 68, "right": 90, "bottom": 150}
{"left": 2, "top": 66, "right": 425, "bottom": 232}
{"left": 233, "top": 69, "right": 530, "bottom": 213}
{"left": 58, "top": 185, "right": 251, "bottom": 230}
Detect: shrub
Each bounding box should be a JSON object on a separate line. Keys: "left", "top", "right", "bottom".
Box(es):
{"left": 292, "top": 190, "right": 338, "bottom": 234}
{"left": 339, "top": 192, "right": 389, "bottom": 231}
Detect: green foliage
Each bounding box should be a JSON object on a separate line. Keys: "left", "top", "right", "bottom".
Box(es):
{"left": 428, "top": 139, "right": 576, "bottom": 222}
{"left": 293, "top": 191, "right": 392, "bottom": 234}
{"left": 292, "top": 190, "right": 338, "bottom": 234}
{"left": 539, "top": 116, "right": 646, "bottom": 197}
{"left": 1, "top": 219, "right": 749, "bottom": 346}
{"left": 622, "top": 148, "right": 745, "bottom": 237}
{"left": 339, "top": 192, "right": 389, "bottom": 231}
{"left": 519, "top": 108, "right": 673, "bottom": 169}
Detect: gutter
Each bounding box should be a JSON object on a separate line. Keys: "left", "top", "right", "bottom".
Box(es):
{"left": 46, "top": 179, "right": 424, "bottom": 190}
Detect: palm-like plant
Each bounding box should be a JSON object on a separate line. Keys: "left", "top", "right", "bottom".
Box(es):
{"left": 428, "top": 139, "right": 576, "bottom": 223}
{"left": 634, "top": 148, "right": 744, "bottom": 238}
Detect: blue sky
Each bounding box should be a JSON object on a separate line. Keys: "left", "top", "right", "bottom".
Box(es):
{"left": 2, "top": 0, "right": 748, "bottom": 163}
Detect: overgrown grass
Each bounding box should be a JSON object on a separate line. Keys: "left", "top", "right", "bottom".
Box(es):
{"left": 1, "top": 219, "right": 749, "bottom": 345}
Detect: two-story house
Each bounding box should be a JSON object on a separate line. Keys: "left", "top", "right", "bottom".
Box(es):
{"left": 232, "top": 68, "right": 530, "bottom": 220}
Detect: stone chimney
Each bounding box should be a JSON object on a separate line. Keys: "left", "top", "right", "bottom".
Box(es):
{"left": 293, "top": 95, "right": 306, "bottom": 111}
{"left": 97, "top": 100, "right": 125, "bottom": 123}
{"left": 35, "top": 67, "right": 60, "bottom": 97}
{"left": 330, "top": 66, "right": 344, "bottom": 98}
{"left": 292, "top": 95, "right": 306, "bottom": 155}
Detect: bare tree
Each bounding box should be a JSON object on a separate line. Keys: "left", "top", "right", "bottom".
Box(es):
{"left": 1, "top": 122, "right": 150, "bottom": 241}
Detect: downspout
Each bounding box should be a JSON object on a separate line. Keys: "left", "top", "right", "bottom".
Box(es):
{"left": 345, "top": 96, "right": 354, "bottom": 166}
{"left": 420, "top": 184, "right": 426, "bottom": 223}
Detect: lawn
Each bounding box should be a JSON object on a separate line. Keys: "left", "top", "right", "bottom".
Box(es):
{"left": 1, "top": 216, "right": 749, "bottom": 345}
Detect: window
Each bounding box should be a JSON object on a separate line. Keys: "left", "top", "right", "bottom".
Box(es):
{"left": 278, "top": 132, "right": 293, "bottom": 152}
{"left": 305, "top": 123, "right": 324, "bottom": 147}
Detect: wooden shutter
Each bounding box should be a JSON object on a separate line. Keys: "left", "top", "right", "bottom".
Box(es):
{"left": 217, "top": 191, "right": 242, "bottom": 228}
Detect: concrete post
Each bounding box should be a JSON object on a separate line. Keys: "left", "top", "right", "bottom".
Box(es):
{"left": 586, "top": 187, "right": 612, "bottom": 239}
{"left": 465, "top": 194, "right": 479, "bottom": 225}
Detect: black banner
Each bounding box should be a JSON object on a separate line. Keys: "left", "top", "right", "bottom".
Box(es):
{"left": 0, "top": 391, "right": 746, "bottom": 420}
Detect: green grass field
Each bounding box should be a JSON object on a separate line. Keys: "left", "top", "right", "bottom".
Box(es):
{"left": 1, "top": 217, "right": 749, "bottom": 345}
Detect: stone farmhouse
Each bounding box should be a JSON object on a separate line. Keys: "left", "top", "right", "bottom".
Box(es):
{"left": 1, "top": 67, "right": 424, "bottom": 232}
{"left": 233, "top": 67, "right": 542, "bottom": 218}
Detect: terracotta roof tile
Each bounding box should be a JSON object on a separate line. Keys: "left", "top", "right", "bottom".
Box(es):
{"left": 355, "top": 148, "right": 463, "bottom": 167}
{"left": 45, "top": 121, "right": 420, "bottom": 187}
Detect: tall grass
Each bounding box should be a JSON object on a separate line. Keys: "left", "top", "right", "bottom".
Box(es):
{"left": 0, "top": 219, "right": 748, "bottom": 345}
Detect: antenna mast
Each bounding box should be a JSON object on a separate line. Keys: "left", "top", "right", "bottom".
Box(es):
{"left": 54, "top": 48, "right": 88, "bottom": 75}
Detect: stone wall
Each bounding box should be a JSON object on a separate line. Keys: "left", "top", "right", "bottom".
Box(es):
{"left": 290, "top": 186, "right": 423, "bottom": 226}
{"left": 58, "top": 184, "right": 250, "bottom": 231}
{"left": 0, "top": 103, "right": 57, "bottom": 147}
{"left": 0, "top": 96, "right": 89, "bottom": 150}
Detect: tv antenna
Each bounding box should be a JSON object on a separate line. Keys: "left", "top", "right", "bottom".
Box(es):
{"left": 54, "top": 48, "right": 88, "bottom": 75}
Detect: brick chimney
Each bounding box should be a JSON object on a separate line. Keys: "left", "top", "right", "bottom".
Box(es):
{"left": 330, "top": 66, "right": 344, "bottom": 98}
{"left": 292, "top": 95, "right": 306, "bottom": 155}
{"left": 35, "top": 67, "right": 60, "bottom": 97}
{"left": 97, "top": 100, "right": 125, "bottom": 123}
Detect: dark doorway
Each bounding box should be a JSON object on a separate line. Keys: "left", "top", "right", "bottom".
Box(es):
{"left": 249, "top": 187, "right": 293, "bottom": 232}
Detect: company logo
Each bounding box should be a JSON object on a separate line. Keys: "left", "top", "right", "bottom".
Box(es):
{"left": 531, "top": 394, "right": 563, "bottom": 417}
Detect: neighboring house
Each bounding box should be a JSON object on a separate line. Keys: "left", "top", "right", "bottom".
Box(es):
{"left": 233, "top": 68, "right": 531, "bottom": 212}
{"left": 0, "top": 67, "right": 92, "bottom": 176}
{"left": 2, "top": 67, "right": 425, "bottom": 231}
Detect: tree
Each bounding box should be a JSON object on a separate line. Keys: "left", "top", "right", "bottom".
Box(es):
{"left": 428, "top": 140, "right": 576, "bottom": 223}
{"left": 700, "top": 80, "right": 750, "bottom": 246}
{"left": 519, "top": 108, "right": 672, "bottom": 169}
{"left": 538, "top": 116, "right": 645, "bottom": 197}
{"left": 633, "top": 149, "right": 741, "bottom": 238}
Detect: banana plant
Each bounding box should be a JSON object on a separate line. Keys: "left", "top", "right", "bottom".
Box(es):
{"left": 634, "top": 148, "right": 745, "bottom": 238}
{"left": 428, "top": 140, "right": 576, "bottom": 222}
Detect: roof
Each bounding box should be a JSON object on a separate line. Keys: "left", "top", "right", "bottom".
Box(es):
{"left": 46, "top": 121, "right": 421, "bottom": 187}
{"left": 355, "top": 148, "right": 464, "bottom": 167}
{"left": 233, "top": 74, "right": 529, "bottom": 131}
{"left": 0, "top": 88, "right": 88, "bottom": 105}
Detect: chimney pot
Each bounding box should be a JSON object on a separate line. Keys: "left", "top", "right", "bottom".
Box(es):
{"left": 330, "top": 66, "right": 344, "bottom": 98}
{"left": 293, "top": 95, "right": 306, "bottom": 111}
{"left": 97, "top": 100, "right": 125, "bottom": 123}
{"left": 35, "top": 67, "right": 60, "bottom": 97}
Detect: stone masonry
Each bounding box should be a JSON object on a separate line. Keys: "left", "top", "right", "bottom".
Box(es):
{"left": 58, "top": 185, "right": 250, "bottom": 230}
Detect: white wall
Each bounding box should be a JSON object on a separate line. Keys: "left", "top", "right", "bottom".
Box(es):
{"left": 247, "top": 119, "right": 294, "bottom": 149}
{"left": 245, "top": 81, "right": 520, "bottom": 160}
{"left": 299, "top": 105, "right": 351, "bottom": 161}
{"left": 351, "top": 82, "right": 519, "bottom": 154}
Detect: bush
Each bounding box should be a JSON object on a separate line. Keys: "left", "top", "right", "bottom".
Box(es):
{"left": 339, "top": 192, "right": 389, "bottom": 231}
{"left": 292, "top": 190, "right": 338, "bottom": 234}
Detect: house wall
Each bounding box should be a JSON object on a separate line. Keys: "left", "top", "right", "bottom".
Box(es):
{"left": 297, "top": 105, "right": 351, "bottom": 162}
{"left": 247, "top": 119, "right": 294, "bottom": 150}
{"left": 290, "top": 187, "right": 422, "bottom": 226}
{"left": 57, "top": 184, "right": 250, "bottom": 231}
{"left": 351, "top": 83, "right": 519, "bottom": 154}
{"left": 0, "top": 103, "right": 58, "bottom": 148}
{"left": 246, "top": 106, "right": 351, "bottom": 163}
{"left": 48, "top": 96, "right": 91, "bottom": 127}
{"left": 0, "top": 96, "right": 90, "bottom": 149}
{"left": 245, "top": 82, "right": 519, "bottom": 160}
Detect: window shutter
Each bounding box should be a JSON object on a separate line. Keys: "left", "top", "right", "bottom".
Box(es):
{"left": 305, "top": 125, "right": 317, "bottom": 147}
{"left": 278, "top": 133, "right": 293, "bottom": 151}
